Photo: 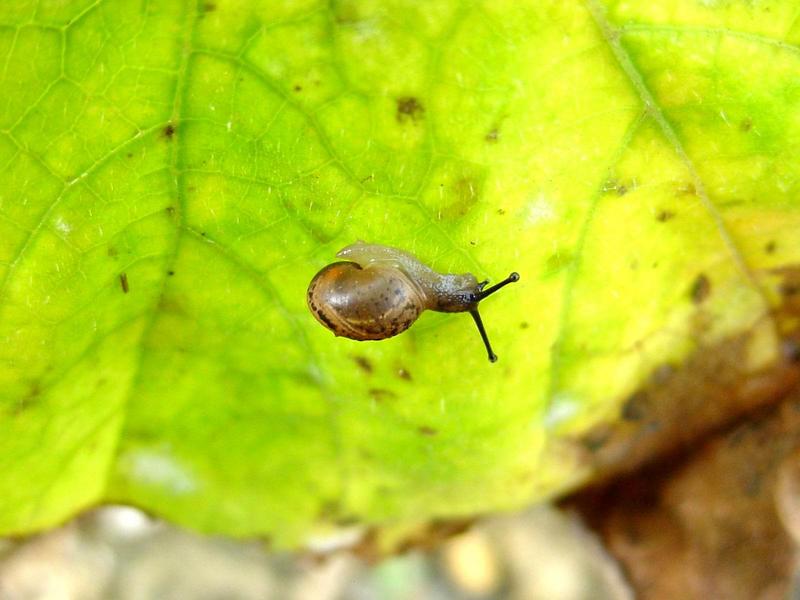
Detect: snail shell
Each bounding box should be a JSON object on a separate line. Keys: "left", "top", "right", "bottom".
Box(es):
{"left": 307, "top": 261, "right": 425, "bottom": 340}
{"left": 307, "top": 242, "right": 519, "bottom": 361}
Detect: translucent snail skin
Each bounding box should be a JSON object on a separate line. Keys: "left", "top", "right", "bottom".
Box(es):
{"left": 307, "top": 242, "right": 519, "bottom": 362}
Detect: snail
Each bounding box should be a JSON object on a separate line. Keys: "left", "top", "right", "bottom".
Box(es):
{"left": 307, "top": 242, "right": 519, "bottom": 362}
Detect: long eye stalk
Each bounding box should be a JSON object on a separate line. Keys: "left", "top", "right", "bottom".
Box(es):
{"left": 470, "top": 272, "right": 520, "bottom": 362}
{"left": 470, "top": 309, "right": 497, "bottom": 362}
{"left": 477, "top": 272, "right": 520, "bottom": 300}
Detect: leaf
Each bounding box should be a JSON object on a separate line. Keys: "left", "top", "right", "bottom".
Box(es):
{"left": 1, "top": 0, "right": 799, "bottom": 545}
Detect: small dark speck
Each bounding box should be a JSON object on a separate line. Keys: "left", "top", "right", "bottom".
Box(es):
{"left": 622, "top": 391, "right": 647, "bottom": 421}
{"left": 690, "top": 273, "right": 711, "bottom": 304}
{"left": 485, "top": 128, "right": 499, "bottom": 143}
{"left": 293, "top": 84, "right": 302, "bottom": 92}
{"left": 166, "top": 206, "right": 176, "bottom": 216}
{"left": 107, "top": 246, "right": 118, "bottom": 258}
{"left": 200, "top": 231, "right": 207, "bottom": 237}
{"left": 163, "top": 123, "right": 176, "bottom": 139}
{"left": 167, "top": 270, "right": 175, "bottom": 276}
{"left": 740, "top": 118, "right": 752, "bottom": 132}
{"left": 353, "top": 356, "right": 373, "bottom": 374}
{"left": 519, "top": 321, "right": 529, "bottom": 330}
{"left": 417, "top": 426, "right": 438, "bottom": 436}
{"left": 397, "top": 368, "right": 412, "bottom": 381}
{"left": 781, "top": 281, "right": 800, "bottom": 297}
{"left": 469, "top": 240, "right": 477, "bottom": 246}
{"left": 783, "top": 339, "right": 800, "bottom": 364}
{"left": 765, "top": 240, "right": 777, "bottom": 254}
{"left": 496, "top": 208, "right": 506, "bottom": 216}
{"left": 369, "top": 388, "right": 397, "bottom": 401}
{"left": 656, "top": 209, "right": 675, "bottom": 222}
{"left": 396, "top": 96, "right": 424, "bottom": 123}
{"left": 126, "top": 152, "right": 133, "bottom": 159}
{"left": 119, "top": 272, "right": 129, "bottom": 294}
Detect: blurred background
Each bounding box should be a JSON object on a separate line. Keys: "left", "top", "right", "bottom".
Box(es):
{"left": 0, "top": 504, "right": 631, "bottom": 600}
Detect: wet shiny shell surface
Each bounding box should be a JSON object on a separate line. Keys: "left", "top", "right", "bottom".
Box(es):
{"left": 307, "top": 262, "right": 424, "bottom": 341}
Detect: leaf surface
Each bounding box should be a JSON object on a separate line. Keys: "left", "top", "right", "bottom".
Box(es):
{"left": 1, "top": 0, "right": 799, "bottom": 543}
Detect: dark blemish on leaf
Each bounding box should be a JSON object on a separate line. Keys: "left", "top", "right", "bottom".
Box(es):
{"left": 581, "top": 426, "right": 612, "bottom": 452}
{"left": 418, "top": 426, "right": 438, "bottom": 436}
{"left": 545, "top": 251, "right": 573, "bottom": 276}
{"left": 656, "top": 209, "right": 675, "bottom": 222}
{"left": 293, "top": 84, "right": 302, "bottom": 92}
{"left": 107, "top": 246, "right": 118, "bottom": 258}
{"left": 622, "top": 391, "right": 647, "bottom": 421}
{"left": 166, "top": 206, "right": 176, "bottom": 216}
{"left": 469, "top": 240, "right": 477, "bottom": 246}
{"left": 690, "top": 273, "right": 711, "bottom": 304}
{"left": 317, "top": 499, "right": 341, "bottom": 520}
{"left": 783, "top": 339, "right": 800, "bottom": 363}
{"left": 163, "top": 123, "right": 176, "bottom": 139}
{"left": 16, "top": 381, "right": 42, "bottom": 414}
{"left": 497, "top": 208, "right": 506, "bottom": 216}
{"left": 167, "top": 270, "right": 175, "bottom": 276}
{"left": 520, "top": 321, "right": 529, "bottom": 330}
{"left": 126, "top": 152, "right": 133, "bottom": 159}
{"left": 603, "top": 178, "right": 634, "bottom": 196}
{"left": 334, "top": 514, "right": 359, "bottom": 527}
{"left": 485, "top": 128, "right": 499, "bottom": 142}
{"left": 740, "top": 117, "right": 752, "bottom": 132}
{"left": 369, "top": 388, "right": 397, "bottom": 401}
{"left": 353, "top": 355, "right": 373, "bottom": 374}
{"left": 676, "top": 183, "right": 697, "bottom": 196}
{"left": 200, "top": 231, "right": 207, "bottom": 237}
{"left": 203, "top": 2, "right": 217, "bottom": 12}
{"left": 780, "top": 280, "right": 800, "bottom": 297}
{"left": 765, "top": 240, "right": 777, "bottom": 254}
{"left": 397, "top": 367, "right": 412, "bottom": 381}
{"left": 442, "top": 176, "right": 481, "bottom": 219}
{"left": 119, "top": 272, "right": 129, "bottom": 294}
{"left": 396, "top": 97, "right": 424, "bottom": 123}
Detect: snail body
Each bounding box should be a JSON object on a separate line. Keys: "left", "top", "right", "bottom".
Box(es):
{"left": 307, "top": 242, "right": 519, "bottom": 362}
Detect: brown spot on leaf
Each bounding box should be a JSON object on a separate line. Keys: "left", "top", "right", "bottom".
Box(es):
{"left": 740, "top": 117, "right": 753, "bottom": 132}
{"left": 656, "top": 209, "right": 675, "bottom": 222}
{"left": 396, "top": 97, "right": 424, "bottom": 123}
{"left": 417, "top": 426, "right": 438, "bottom": 436}
{"left": 485, "top": 128, "right": 499, "bottom": 142}
{"left": 622, "top": 391, "right": 648, "bottom": 422}
{"left": 676, "top": 182, "right": 697, "bottom": 196}
{"left": 13, "top": 381, "right": 42, "bottom": 415}
{"left": 369, "top": 388, "right": 397, "bottom": 402}
{"left": 765, "top": 240, "right": 777, "bottom": 254}
{"left": 352, "top": 355, "right": 373, "bottom": 374}
{"left": 397, "top": 367, "right": 412, "bottom": 381}
{"left": 119, "top": 272, "right": 129, "bottom": 294}
{"left": 163, "top": 123, "right": 176, "bottom": 139}
{"left": 690, "top": 273, "right": 711, "bottom": 304}
{"left": 107, "top": 246, "right": 118, "bottom": 258}
{"left": 293, "top": 84, "right": 302, "bottom": 92}
{"left": 520, "top": 321, "right": 530, "bottom": 330}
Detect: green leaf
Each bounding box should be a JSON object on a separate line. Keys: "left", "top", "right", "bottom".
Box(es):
{"left": 1, "top": 0, "right": 799, "bottom": 545}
